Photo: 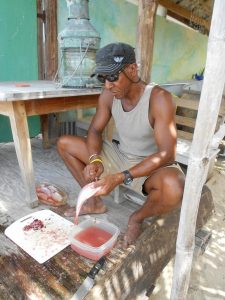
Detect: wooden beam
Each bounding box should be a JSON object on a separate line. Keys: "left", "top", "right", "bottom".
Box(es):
{"left": 167, "top": 10, "right": 192, "bottom": 27}
{"left": 43, "top": 0, "right": 58, "bottom": 80}
{"left": 171, "top": 0, "right": 225, "bottom": 298}
{"left": 158, "top": 0, "right": 210, "bottom": 32}
{"left": 136, "top": 0, "right": 158, "bottom": 83}
{"left": 38, "top": 0, "right": 58, "bottom": 147}
{"left": 36, "top": 0, "right": 45, "bottom": 80}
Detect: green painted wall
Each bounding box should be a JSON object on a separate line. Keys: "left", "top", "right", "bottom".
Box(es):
{"left": 58, "top": 0, "right": 208, "bottom": 85}
{"left": 0, "top": 0, "right": 40, "bottom": 142}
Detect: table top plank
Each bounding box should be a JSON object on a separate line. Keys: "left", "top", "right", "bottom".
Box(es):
{"left": 0, "top": 81, "right": 102, "bottom": 102}
{"left": 25, "top": 95, "right": 99, "bottom": 116}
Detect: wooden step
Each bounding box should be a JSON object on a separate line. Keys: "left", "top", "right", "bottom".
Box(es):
{"left": 175, "top": 115, "right": 196, "bottom": 128}
{"left": 177, "top": 130, "right": 193, "bottom": 140}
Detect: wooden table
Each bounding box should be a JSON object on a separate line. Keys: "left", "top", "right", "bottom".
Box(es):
{"left": 0, "top": 80, "right": 101, "bottom": 208}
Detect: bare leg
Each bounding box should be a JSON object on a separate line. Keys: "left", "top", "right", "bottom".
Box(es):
{"left": 57, "top": 135, "right": 107, "bottom": 215}
{"left": 123, "top": 167, "right": 185, "bottom": 247}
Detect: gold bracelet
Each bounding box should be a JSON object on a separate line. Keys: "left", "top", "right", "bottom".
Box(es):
{"left": 90, "top": 158, "right": 103, "bottom": 164}
{"left": 89, "top": 153, "right": 101, "bottom": 162}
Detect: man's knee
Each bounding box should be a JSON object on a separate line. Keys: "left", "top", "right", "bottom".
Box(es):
{"left": 57, "top": 135, "right": 69, "bottom": 152}
{"left": 162, "top": 171, "right": 184, "bottom": 204}
{"left": 57, "top": 135, "right": 80, "bottom": 152}
{"left": 57, "top": 135, "right": 88, "bottom": 162}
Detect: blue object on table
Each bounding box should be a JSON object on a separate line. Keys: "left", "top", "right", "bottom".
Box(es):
{"left": 194, "top": 73, "right": 204, "bottom": 80}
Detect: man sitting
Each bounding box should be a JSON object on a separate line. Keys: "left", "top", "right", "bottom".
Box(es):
{"left": 57, "top": 42, "right": 185, "bottom": 247}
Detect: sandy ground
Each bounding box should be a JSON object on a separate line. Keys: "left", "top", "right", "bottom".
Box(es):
{"left": 150, "top": 158, "right": 225, "bottom": 300}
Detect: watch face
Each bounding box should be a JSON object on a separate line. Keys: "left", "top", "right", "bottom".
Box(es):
{"left": 123, "top": 170, "right": 133, "bottom": 185}
{"left": 125, "top": 177, "right": 133, "bottom": 185}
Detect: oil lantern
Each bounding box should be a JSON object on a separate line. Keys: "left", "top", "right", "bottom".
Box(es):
{"left": 58, "top": 0, "right": 100, "bottom": 88}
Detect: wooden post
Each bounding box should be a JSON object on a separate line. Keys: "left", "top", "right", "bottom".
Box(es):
{"left": 37, "top": 0, "right": 58, "bottom": 147}
{"left": 37, "top": 0, "right": 58, "bottom": 79}
{"left": 37, "top": 0, "right": 45, "bottom": 80}
{"left": 43, "top": 0, "right": 58, "bottom": 80}
{"left": 136, "top": 0, "right": 158, "bottom": 83}
{"left": 170, "top": 1, "right": 225, "bottom": 299}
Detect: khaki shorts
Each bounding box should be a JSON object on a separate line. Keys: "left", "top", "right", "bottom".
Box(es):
{"left": 101, "top": 140, "right": 183, "bottom": 196}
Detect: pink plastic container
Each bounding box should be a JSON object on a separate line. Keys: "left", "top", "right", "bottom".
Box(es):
{"left": 69, "top": 218, "right": 120, "bottom": 260}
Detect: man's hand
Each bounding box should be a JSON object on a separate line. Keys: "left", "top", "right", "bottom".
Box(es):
{"left": 83, "top": 162, "right": 104, "bottom": 182}
{"left": 92, "top": 173, "right": 123, "bottom": 196}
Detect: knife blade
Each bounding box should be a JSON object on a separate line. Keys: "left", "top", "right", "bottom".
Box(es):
{"left": 71, "top": 256, "right": 106, "bottom": 300}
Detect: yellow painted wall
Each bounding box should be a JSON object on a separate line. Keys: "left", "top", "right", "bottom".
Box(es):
{"left": 58, "top": 0, "right": 208, "bottom": 84}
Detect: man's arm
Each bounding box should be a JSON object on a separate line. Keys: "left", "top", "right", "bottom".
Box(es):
{"left": 129, "top": 86, "right": 177, "bottom": 179}
{"left": 86, "top": 88, "right": 113, "bottom": 156}
{"left": 82, "top": 89, "right": 113, "bottom": 182}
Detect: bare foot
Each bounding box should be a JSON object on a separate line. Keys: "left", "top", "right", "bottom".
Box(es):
{"left": 64, "top": 197, "right": 107, "bottom": 217}
{"left": 123, "top": 221, "right": 142, "bottom": 248}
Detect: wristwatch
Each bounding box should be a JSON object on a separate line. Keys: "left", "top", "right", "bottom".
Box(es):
{"left": 122, "top": 170, "right": 133, "bottom": 185}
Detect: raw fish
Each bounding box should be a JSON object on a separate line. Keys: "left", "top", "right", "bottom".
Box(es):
{"left": 75, "top": 182, "right": 101, "bottom": 224}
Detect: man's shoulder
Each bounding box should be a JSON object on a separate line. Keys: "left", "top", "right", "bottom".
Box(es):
{"left": 150, "top": 85, "right": 175, "bottom": 113}
{"left": 100, "top": 88, "right": 113, "bottom": 99}
{"left": 151, "top": 85, "right": 172, "bottom": 99}
{"left": 99, "top": 88, "right": 114, "bottom": 103}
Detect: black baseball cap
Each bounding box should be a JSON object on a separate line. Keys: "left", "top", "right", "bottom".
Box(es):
{"left": 91, "top": 42, "right": 136, "bottom": 76}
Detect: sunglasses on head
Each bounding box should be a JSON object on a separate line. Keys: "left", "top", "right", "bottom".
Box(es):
{"left": 96, "top": 69, "right": 124, "bottom": 84}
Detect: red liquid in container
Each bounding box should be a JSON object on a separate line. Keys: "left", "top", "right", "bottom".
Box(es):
{"left": 74, "top": 226, "right": 112, "bottom": 247}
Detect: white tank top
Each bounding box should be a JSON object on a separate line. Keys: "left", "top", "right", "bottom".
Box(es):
{"left": 112, "top": 83, "right": 158, "bottom": 157}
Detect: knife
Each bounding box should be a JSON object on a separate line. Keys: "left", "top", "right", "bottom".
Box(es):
{"left": 71, "top": 256, "right": 106, "bottom": 300}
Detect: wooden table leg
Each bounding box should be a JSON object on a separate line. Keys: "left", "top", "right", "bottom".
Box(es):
{"left": 40, "top": 114, "right": 51, "bottom": 148}
{"left": 9, "top": 101, "right": 39, "bottom": 208}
